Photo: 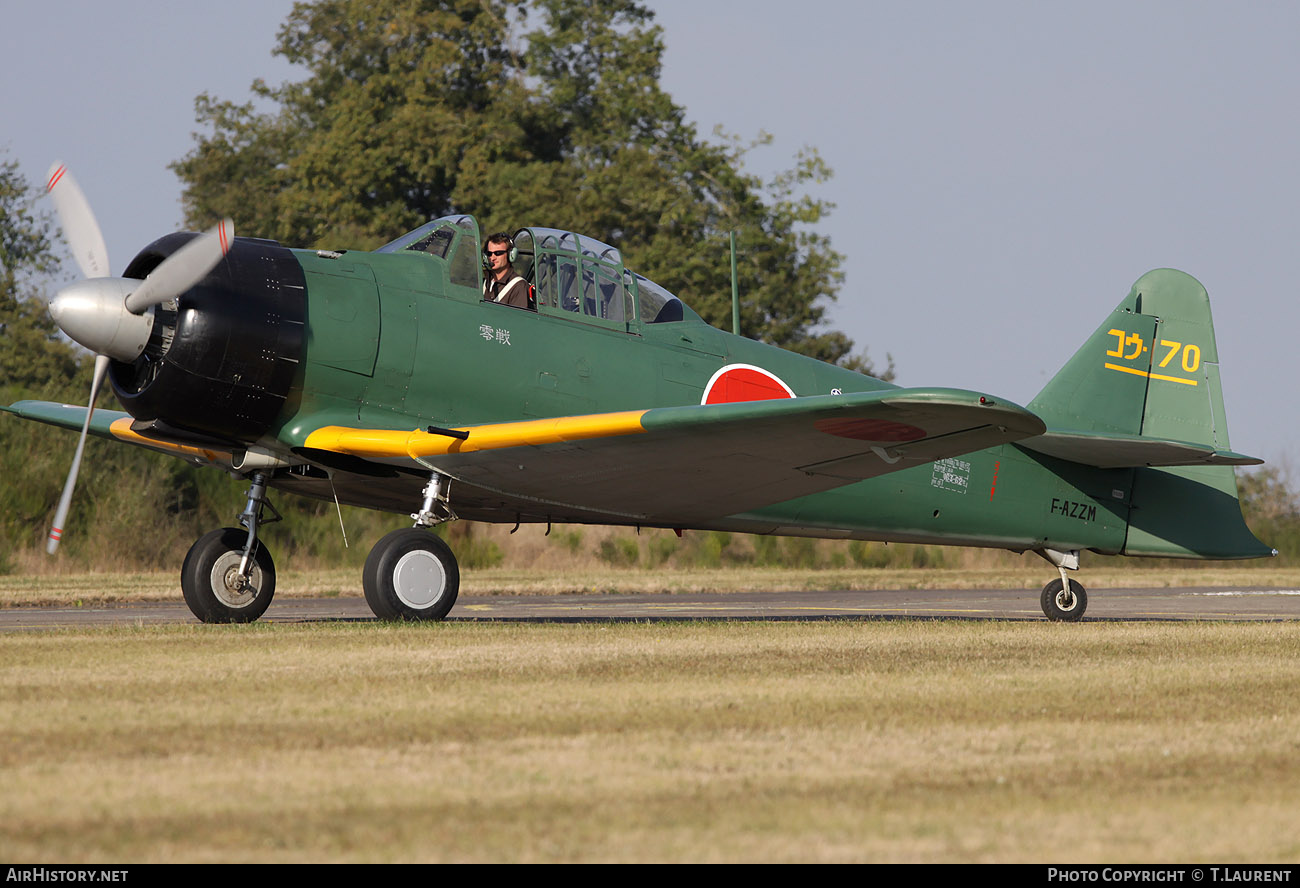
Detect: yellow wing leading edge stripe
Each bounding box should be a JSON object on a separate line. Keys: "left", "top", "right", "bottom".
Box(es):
{"left": 304, "top": 410, "right": 649, "bottom": 460}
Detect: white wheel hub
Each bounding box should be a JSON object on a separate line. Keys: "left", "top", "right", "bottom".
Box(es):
{"left": 1055, "top": 584, "right": 1077, "bottom": 611}
{"left": 393, "top": 549, "right": 448, "bottom": 610}
{"left": 210, "top": 551, "right": 262, "bottom": 609}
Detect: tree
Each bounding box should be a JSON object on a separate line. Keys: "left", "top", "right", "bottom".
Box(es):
{"left": 174, "top": 0, "right": 532, "bottom": 249}
{"left": 1237, "top": 464, "right": 1300, "bottom": 564}
{"left": 0, "top": 155, "right": 80, "bottom": 395}
{"left": 0, "top": 154, "right": 90, "bottom": 567}
{"left": 173, "top": 0, "right": 889, "bottom": 375}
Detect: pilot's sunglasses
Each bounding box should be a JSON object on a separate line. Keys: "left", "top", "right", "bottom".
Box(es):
{"left": 485, "top": 249, "right": 509, "bottom": 257}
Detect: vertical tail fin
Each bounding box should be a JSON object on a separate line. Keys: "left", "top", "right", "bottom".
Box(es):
{"left": 1029, "top": 268, "right": 1226, "bottom": 446}
{"left": 1029, "top": 269, "right": 1272, "bottom": 559}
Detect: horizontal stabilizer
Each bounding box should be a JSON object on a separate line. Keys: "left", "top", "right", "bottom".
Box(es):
{"left": 1019, "top": 430, "right": 1263, "bottom": 468}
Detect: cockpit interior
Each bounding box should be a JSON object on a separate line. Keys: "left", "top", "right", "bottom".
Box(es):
{"left": 377, "top": 215, "right": 699, "bottom": 328}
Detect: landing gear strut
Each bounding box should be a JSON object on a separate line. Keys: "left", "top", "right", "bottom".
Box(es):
{"left": 361, "top": 471, "right": 461, "bottom": 621}
{"left": 181, "top": 471, "right": 280, "bottom": 623}
{"left": 1036, "top": 547, "right": 1087, "bottom": 622}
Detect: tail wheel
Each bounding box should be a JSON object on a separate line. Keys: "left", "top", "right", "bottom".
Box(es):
{"left": 363, "top": 528, "right": 460, "bottom": 621}
{"left": 181, "top": 527, "right": 276, "bottom": 624}
{"left": 1041, "top": 577, "right": 1087, "bottom": 622}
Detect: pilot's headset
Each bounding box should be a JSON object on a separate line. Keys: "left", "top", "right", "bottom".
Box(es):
{"left": 483, "top": 233, "right": 518, "bottom": 267}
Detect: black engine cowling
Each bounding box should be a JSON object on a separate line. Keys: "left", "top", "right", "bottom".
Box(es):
{"left": 110, "top": 233, "right": 306, "bottom": 444}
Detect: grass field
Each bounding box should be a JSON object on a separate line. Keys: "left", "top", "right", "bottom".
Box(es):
{"left": 2, "top": 616, "right": 1300, "bottom": 863}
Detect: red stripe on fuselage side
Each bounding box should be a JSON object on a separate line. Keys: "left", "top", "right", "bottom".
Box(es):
{"left": 47, "top": 165, "right": 66, "bottom": 192}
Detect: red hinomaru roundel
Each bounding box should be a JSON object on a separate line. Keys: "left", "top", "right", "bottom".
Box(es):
{"left": 701, "top": 364, "right": 796, "bottom": 405}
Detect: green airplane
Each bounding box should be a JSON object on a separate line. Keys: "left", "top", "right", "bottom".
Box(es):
{"left": 1, "top": 165, "right": 1273, "bottom": 623}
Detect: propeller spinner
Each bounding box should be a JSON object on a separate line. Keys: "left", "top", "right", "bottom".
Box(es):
{"left": 43, "top": 162, "right": 233, "bottom": 553}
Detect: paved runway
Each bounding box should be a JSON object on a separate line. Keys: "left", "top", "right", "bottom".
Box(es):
{"left": 3, "top": 586, "right": 1300, "bottom": 629}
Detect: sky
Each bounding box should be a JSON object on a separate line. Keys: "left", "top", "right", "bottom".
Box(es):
{"left": 3, "top": 1, "right": 1298, "bottom": 469}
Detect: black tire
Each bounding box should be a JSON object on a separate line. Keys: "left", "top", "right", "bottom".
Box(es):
{"left": 180, "top": 527, "right": 276, "bottom": 624}
{"left": 1041, "top": 577, "right": 1087, "bottom": 622}
{"left": 363, "top": 528, "right": 460, "bottom": 621}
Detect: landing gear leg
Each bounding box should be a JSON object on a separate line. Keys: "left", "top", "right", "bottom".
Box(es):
{"left": 362, "top": 472, "right": 461, "bottom": 621}
{"left": 181, "top": 471, "right": 281, "bottom": 623}
{"left": 1036, "top": 547, "right": 1087, "bottom": 622}
{"left": 410, "top": 471, "right": 456, "bottom": 528}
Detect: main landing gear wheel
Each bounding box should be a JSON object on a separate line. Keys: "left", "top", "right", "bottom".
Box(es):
{"left": 1041, "top": 577, "right": 1087, "bottom": 622}
{"left": 181, "top": 527, "right": 276, "bottom": 624}
{"left": 363, "top": 528, "right": 460, "bottom": 621}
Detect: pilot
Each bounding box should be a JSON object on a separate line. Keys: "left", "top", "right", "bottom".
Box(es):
{"left": 482, "top": 232, "right": 534, "bottom": 310}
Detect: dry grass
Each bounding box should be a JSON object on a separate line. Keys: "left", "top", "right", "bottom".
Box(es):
{"left": 2, "top": 620, "right": 1299, "bottom": 862}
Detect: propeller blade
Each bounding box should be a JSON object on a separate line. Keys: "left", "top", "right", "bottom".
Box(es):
{"left": 47, "top": 354, "right": 110, "bottom": 555}
{"left": 124, "top": 218, "right": 234, "bottom": 314}
{"left": 46, "top": 162, "right": 110, "bottom": 279}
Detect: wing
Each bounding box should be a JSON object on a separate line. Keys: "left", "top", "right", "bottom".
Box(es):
{"left": 303, "top": 387, "right": 1046, "bottom": 524}
{"left": 1, "top": 400, "right": 238, "bottom": 470}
